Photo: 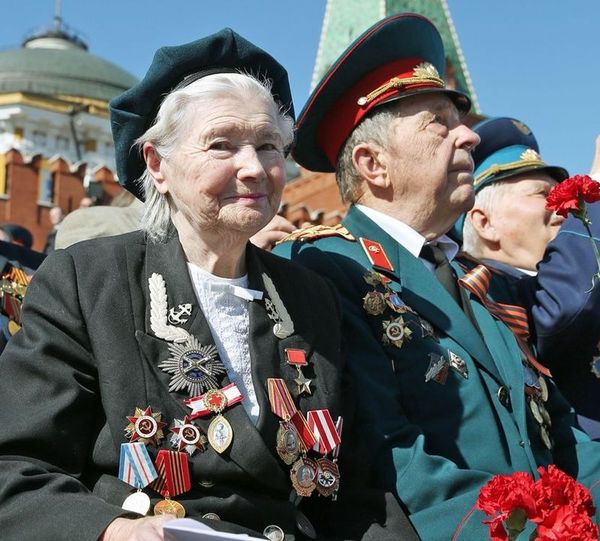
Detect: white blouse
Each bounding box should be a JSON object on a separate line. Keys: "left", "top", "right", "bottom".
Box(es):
{"left": 187, "top": 263, "right": 261, "bottom": 424}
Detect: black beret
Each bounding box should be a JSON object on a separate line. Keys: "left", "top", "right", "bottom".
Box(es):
{"left": 110, "top": 28, "right": 294, "bottom": 199}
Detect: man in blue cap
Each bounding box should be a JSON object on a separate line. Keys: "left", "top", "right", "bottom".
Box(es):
{"left": 461, "top": 117, "right": 600, "bottom": 439}
{"left": 275, "top": 13, "right": 600, "bottom": 540}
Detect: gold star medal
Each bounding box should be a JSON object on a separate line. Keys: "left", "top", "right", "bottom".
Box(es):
{"left": 285, "top": 348, "right": 312, "bottom": 396}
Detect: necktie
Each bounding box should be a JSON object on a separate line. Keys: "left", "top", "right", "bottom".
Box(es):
{"left": 420, "top": 243, "right": 461, "bottom": 305}
{"left": 458, "top": 264, "right": 550, "bottom": 376}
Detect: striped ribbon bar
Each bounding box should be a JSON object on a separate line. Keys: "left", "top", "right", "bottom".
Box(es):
{"left": 307, "top": 410, "right": 341, "bottom": 455}
{"left": 151, "top": 450, "right": 191, "bottom": 498}
{"left": 290, "top": 411, "right": 317, "bottom": 450}
{"left": 118, "top": 442, "right": 158, "bottom": 489}
{"left": 267, "top": 378, "right": 297, "bottom": 421}
{"left": 458, "top": 264, "right": 550, "bottom": 376}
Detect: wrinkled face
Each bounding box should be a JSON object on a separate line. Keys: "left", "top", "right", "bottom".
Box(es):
{"left": 380, "top": 93, "right": 479, "bottom": 236}
{"left": 157, "top": 93, "right": 286, "bottom": 239}
{"left": 488, "top": 172, "right": 564, "bottom": 270}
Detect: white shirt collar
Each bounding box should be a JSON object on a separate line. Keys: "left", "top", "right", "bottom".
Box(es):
{"left": 354, "top": 204, "right": 459, "bottom": 264}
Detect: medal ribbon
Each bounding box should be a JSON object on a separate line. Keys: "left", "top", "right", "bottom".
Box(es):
{"left": 458, "top": 264, "right": 551, "bottom": 376}
{"left": 118, "top": 442, "right": 158, "bottom": 489}
{"left": 184, "top": 383, "right": 243, "bottom": 420}
{"left": 267, "top": 378, "right": 297, "bottom": 420}
{"left": 332, "top": 417, "right": 343, "bottom": 460}
{"left": 307, "top": 410, "right": 341, "bottom": 454}
{"left": 151, "top": 450, "right": 191, "bottom": 498}
{"left": 291, "top": 411, "right": 317, "bottom": 450}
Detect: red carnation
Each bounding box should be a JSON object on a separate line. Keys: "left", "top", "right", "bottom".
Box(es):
{"left": 546, "top": 174, "right": 600, "bottom": 218}
{"left": 536, "top": 505, "right": 599, "bottom": 541}
{"left": 546, "top": 174, "right": 600, "bottom": 289}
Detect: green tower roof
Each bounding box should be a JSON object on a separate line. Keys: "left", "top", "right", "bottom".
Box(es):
{"left": 312, "top": 0, "right": 479, "bottom": 112}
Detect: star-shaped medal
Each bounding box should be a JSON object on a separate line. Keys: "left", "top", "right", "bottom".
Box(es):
{"left": 169, "top": 415, "right": 208, "bottom": 456}
{"left": 125, "top": 406, "right": 167, "bottom": 446}
{"left": 159, "top": 336, "right": 226, "bottom": 397}
{"left": 294, "top": 371, "right": 313, "bottom": 395}
{"left": 382, "top": 316, "right": 413, "bottom": 348}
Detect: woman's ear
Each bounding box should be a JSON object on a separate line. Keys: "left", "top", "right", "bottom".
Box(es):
{"left": 352, "top": 142, "right": 390, "bottom": 190}
{"left": 142, "top": 142, "right": 168, "bottom": 194}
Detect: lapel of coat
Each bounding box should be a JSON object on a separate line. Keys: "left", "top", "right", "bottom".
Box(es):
{"left": 141, "top": 235, "right": 289, "bottom": 492}
{"left": 343, "top": 206, "right": 504, "bottom": 384}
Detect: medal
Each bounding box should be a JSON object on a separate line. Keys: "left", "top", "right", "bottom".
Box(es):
{"left": 290, "top": 457, "right": 318, "bottom": 497}
{"left": 159, "top": 337, "right": 226, "bottom": 397}
{"left": 382, "top": 316, "right": 412, "bottom": 348}
{"left": 118, "top": 442, "right": 158, "bottom": 515}
{"left": 385, "top": 291, "right": 414, "bottom": 315}
{"left": 207, "top": 415, "right": 233, "bottom": 454}
{"left": 363, "top": 291, "right": 387, "bottom": 316}
{"left": 154, "top": 498, "right": 186, "bottom": 518}
{"left": 169, "top": 416, "right": 208, "bottom": 456}
{"left": 418, "top": 318, "right": 436, "bottom": 340}
{"left": 363, "top": 271, "right": 389, "bottom": 287}
{"left": 276, "top": 420, "right": 302, "bottom": 464}
{"left": 123, "top": 491, "right": 152, "bottom": 515}
{"left": 538, "top": 376, "right": 549, "bottom": 401}
{"left": 529, "top": 398, "right": 544, "bottom": 424}
{"left": 448, "top": 351, "right": 468, "bottom": 379}
{"left": 425, "top": 353, "right": 449, "bottom": 384}
{"left": 285, "top": 349, "right": 312, "bottom": 396}
{"left": 151, "top": 450, "right": 191, "bottom": 514}
{"left": 315, "top": 457, "right": 340, "bottom": 497}
{"left": 540, "top": 425, "right": 553, "bottom": 449}
{"left": 124, "top": 407, "right": 166, "bottom": 446}
{"left": 185, "top": 383, "right": 243, "bottom": 420}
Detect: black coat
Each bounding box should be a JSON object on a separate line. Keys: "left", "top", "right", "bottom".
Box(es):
{"left": 0, "top": 230, "right": 417, "bottom": 541}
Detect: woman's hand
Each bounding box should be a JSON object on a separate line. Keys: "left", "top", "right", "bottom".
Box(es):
{"left": 100, "top": 515, "right": 176, "bottom": 541}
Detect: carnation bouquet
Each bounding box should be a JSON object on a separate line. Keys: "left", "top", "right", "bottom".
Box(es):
{"left": 474, "top": 466, "right": 597, "bottom": 540}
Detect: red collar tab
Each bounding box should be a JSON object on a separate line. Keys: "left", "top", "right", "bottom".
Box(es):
{"left": 318, "top": 58, "right": 445, "bottom": 167}
{"left": 359, "top": 237, "right": 394, "bottom": 272}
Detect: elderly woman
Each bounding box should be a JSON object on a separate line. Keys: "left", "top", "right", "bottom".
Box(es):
{"left": 0, "top": 30, "right": 363, "bottom": 541}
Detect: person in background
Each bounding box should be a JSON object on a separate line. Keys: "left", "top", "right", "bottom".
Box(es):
{"left": 43, "top": 205, "right": 65, "bottom": 253}
{"left": 460, "top": 116, "right": 600, "bottom": 438}
{"left": 274, "top": 14, "right": 600, "bottom": 540}
{"left": 0, "top": 28, "right": 415, "bottom": 541}
{"left": 1, "top": 223, "right": 34, "bottom": 249}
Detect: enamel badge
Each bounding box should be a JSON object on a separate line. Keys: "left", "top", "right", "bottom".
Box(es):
{"left": 169, "top": 416, "right": 208, "bottom": 456}
{"left": 425, "top": 353, "right": 449, "bottom": 384}
{"left": 382, "top": 316, "right": 412, "bottom": 348}
{"left": 159, "top": 337, "right": 226, "bottom": 397}
{"left": 124, "top": 406, "right": 167, "bottom": 446}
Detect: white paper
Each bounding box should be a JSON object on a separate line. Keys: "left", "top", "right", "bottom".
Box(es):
{"left": 163, "top": 519, "right": 266, "bottom": 541}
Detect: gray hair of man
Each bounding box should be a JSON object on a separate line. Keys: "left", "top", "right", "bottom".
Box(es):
{"left": 135, "top": 72, "right": 295, "bottom": 242}
{"left": 462, "top": 180, "right": 512, "bottom": 256}
{"left": 336, "top": 105, "right": 399, "bottom": 203}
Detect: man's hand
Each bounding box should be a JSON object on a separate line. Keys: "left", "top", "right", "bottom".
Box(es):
{"left": 100, "top": 515, "right": 176, "bottom": 541}
{"left": 251, "top": 215, "right": 296, "bottom": 251}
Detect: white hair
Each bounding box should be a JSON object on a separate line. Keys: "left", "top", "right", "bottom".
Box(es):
{"left": 134, "top": 72, "right": 295, "bottom": 242}
{"left": 336, "top": 106, "right": 398, "bottom": 203}
{"left": 462, "top": 181, "right": 512, "bottom": 256}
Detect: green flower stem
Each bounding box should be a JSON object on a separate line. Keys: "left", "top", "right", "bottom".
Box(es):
{"left": 580, "top": 211, "right": 600, "bottom": 290}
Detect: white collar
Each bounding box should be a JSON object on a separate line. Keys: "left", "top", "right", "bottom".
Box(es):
{"left": 354, "top": 204, "right": 459, "bottom": 263}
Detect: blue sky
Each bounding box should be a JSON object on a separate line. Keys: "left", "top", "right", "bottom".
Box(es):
{"left": 2, "top": 0, "right": 599, "bottom": 174}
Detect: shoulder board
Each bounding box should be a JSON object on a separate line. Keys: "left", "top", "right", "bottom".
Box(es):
{"left": 278, "top": 224, "right": 356, "bottom": 243}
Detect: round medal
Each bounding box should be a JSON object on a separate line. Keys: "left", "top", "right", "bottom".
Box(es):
{"left": 290, "top": 457, "right": 318, "bottom": 497}
{"left": 529, "top": 399, "right": 544, "bottom": 424}
{"left": 538, "top": 375, "right": 549, "bottom": 401}
{"left": 122, "top": 491, "right": 151, "bottom": 516}
{"left": 263, "top": 525, "right": 285, "bottom": 541}
{"left": 207, "top": 414, "right": 233, "bottom": 454}
{"left": 135, "top": 416, "right": 158, "bottom": 439}
{"left": 154, "top": 498, "right": 186, "bottom": 518}
{"left": 276, "top": 421, "right": 301, "bottom": 465}
{"left": 540, "top": 425, "right": 553, "bottom": 450}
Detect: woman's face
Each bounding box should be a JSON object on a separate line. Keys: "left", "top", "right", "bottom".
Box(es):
{"left": 156, "top": 93, "right": 287, "bottom": 240}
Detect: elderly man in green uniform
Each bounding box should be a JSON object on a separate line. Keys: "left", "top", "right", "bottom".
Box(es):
{"left": 274, "top": 14, "right": 600, "bottom": 540}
